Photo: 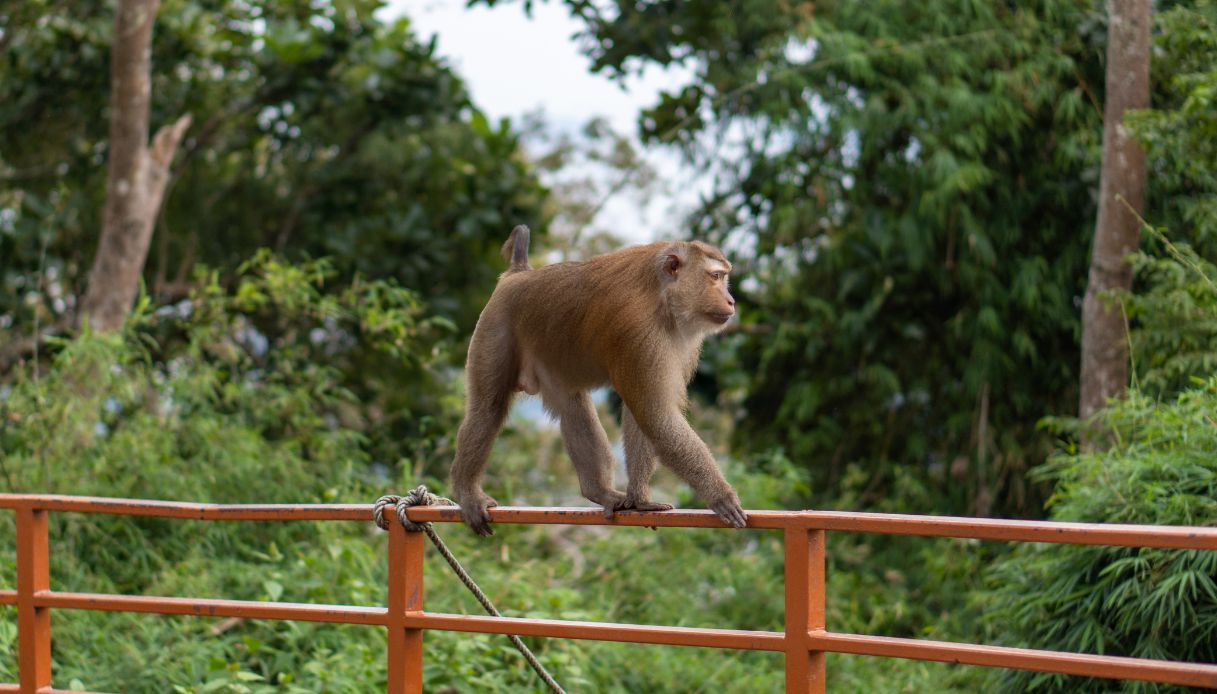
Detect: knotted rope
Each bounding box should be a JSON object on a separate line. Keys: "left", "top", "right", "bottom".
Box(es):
{"left": 374, "top": 486, "right": 566, "bottom": 694}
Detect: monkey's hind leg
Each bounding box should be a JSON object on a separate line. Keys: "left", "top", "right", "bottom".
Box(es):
{"left": 451, "top": 326, "right": 517, "bottom": 536}
{"left": 546, "top": 388, "right": 628, "bottom": 515}
{"left": 615, "top": 405, "right": 674, "bottom": 518}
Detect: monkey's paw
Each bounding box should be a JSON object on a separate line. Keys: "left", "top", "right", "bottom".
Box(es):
{"left": 459, "top": 495, "right": 498, "bottom": 537}
{"left": 602, "top": 495, "right": 674, "bottom": 520}
{"left": 710, "top": 496, "right": 748, "bottom": 529}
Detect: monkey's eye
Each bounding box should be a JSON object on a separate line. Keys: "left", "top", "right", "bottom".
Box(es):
{"left": 709, "top": 272, "right": 724, "bottom": 281}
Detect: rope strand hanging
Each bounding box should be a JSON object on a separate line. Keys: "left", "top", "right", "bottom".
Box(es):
{"left": 374, "top": 486, "right": 566, "bottom": 694}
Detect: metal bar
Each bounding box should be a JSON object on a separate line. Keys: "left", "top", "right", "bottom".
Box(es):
{"left": 408, "top": 507, "right": 1217, "bottom": 550}
{"left": 0, "top": 670, "right": 262, "bottom": 692}
{"left": 406, "top": 613, "right": 786, "bottom": 651}
{"left": 405, "top": 506, "right": 798, "bottom": 530}
{"left": 784, "top": 528, "right": 827, "bottom": 693}
{"left": 794, "top": 512, "right": 1217, "bottom": 550}
{"left": 0, "top": 686, "right": 105, "bottom": 694}
{"left": 0, "top": 495, "right": 368, "bottom": 521}
{"left": 16, "top": 509, "right": 51, "bottom": 694}
{"left": 36, "top": 592, "right": 385, "bottom": 625}
{"left": 410, "top": 506, "right": 1217, "bottom": 550}
{"left": 386, "top": 523, "right": 424, "bottom": 693}
{"left": 2, "top": 495, "right": 1216, "bottom": 551}
{"left": 807, "top": 632, "right": 1217, "bottom": 689}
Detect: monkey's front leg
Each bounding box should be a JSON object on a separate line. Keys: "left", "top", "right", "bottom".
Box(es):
{"left": 639, "top": 409, "right": 747, "bottom": 529}
{"left": 551, "top": 390, "right": 628, "bottom": 514}
{"left": 616, "top": 405, "right": 674, "bottom": 518}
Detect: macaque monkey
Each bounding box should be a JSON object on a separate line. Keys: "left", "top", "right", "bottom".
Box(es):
{"left": 450, "top": 225, "right": 746, "bottom": 536}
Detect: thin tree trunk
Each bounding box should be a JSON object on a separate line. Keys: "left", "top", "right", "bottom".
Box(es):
{"left": 79, "top": 0, "right": 190, "bottom": 332}
{"left": 1079, "top": 0, "right": 1150, "bottom": 430}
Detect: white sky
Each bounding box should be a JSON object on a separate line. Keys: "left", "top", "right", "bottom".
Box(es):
{"left": 381, "top": 0, "right": 702, "bottom": 244}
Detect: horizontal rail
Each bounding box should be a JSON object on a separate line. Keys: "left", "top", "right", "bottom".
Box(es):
{"left": 2, "top": 494, "right": 1216, "bottom": 550}
{"left": 0, "top": 681, "right": 92, "bottom": 686}
{"left": 0, "top": 590, "right": 14, "bottom": 606}
{"left": 18, "top": 588, "right": 1216, "bottom": 687}
{"left": 408, "top": 613, "right": 786, "bottom": 651}
{"left": 10, "top": 589, "right": 783, "bottom": 651}
{"left": 35, "top": 592, "right": 386, "bottom": 626}
{"left": 809, "top": 632, "right": 1217, "bottom": 689}
{"left": 408, "top": 507, "right": 1217, "bottom": 550}
{"left": 0, "top": 494, "right": 369, "bottom": 521}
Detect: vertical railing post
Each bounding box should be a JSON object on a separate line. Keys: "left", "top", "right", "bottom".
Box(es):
{"left": 386, "top": 521, "right": 424, "bottom": 693}
{"left": 784, "top": 526, "right": 826, "bottom": 693}
{"left": 16, "top": 508, "right": 51, "bottom": 694}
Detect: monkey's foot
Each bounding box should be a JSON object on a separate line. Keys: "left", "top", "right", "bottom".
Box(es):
{"left": 458, "top": 494, "right": 498, "bottom": 537}
{"left": 710, "top": 496, "right": 748, "bottom": 529}
{"left": 601, "top": 495, "right": 673, "bottom": 520}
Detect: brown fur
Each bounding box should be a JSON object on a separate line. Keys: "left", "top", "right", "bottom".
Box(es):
{"left": 450, "top": 227, "right": 745, "bottom": 535}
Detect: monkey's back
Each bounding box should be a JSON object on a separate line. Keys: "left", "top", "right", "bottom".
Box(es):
{"left": 491, "top": 244, "right": 670, "bottom": 390}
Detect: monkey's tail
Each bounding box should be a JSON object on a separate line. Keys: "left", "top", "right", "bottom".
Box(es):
{"left": 502, "top": 225, "right": 531, "bottom": 272}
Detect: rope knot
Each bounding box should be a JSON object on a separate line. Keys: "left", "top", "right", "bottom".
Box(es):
{"left": 373, "top": 485, "right": 449, "bottom": 532}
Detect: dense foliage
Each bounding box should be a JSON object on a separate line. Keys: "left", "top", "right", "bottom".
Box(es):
{"left": 983, "top": 379, "right": 1217, "bottom": 693}
{"left": 0, "top": 0, "right": 545, "bottom": 336}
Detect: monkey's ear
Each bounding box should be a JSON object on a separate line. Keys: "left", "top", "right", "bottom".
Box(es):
{"left": 656, "top": 245, "right": 686, "bottom": 282}
{"left": 662, "top": 253, "right": 681, "bottom": 279}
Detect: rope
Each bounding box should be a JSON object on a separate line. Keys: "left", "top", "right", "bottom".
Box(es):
{"left": 374, "top": 486, "right": 567, "bottom": 694}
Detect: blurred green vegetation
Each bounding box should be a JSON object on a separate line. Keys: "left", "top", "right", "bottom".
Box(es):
{"left": 1, "top": 0, "right": 1216, "bottom": 692}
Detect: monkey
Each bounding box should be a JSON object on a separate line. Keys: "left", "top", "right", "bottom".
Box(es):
{"left": 449, "top": 224, "right": 746, "bottom": 536}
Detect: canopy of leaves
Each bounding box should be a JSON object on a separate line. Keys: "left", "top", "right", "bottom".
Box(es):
{"left": 0, "top": 0, "right": 545, "bottom": 336}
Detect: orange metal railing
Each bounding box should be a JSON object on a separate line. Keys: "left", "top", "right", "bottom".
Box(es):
{"left": 2, "top": 493, "right": 1217, "bottom": 693}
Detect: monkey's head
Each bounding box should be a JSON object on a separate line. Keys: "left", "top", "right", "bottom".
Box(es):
{"left": 657, "top": 241, "right": 736, "bottom": 333}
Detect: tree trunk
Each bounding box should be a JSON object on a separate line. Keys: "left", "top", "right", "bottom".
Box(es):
{"left": 1079, "top": 0, "right": 1150, "bottom": 429}
{"left": 79, "top": 0, "right": 190, "bottom": 332}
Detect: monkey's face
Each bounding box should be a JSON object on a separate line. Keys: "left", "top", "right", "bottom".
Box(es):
{"left": 661, "top": 246, "right": 736, "bottom": 333}
{"left": 697, "top": 257, "right": 736, "bottom": 329}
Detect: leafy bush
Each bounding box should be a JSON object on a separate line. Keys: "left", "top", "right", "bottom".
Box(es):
{"left": 1126, "top": 242, "right": 1217, "bottom": 398}
{"left": 0, "top": 254, "right": 461, "bottom": 691}
{"left": 981, "top": 381, "right": 1217, "bottom": 693}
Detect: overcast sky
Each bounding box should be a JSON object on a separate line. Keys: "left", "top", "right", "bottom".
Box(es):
{"left": 382, "top": 0, "right": 700, "bottom": 244}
